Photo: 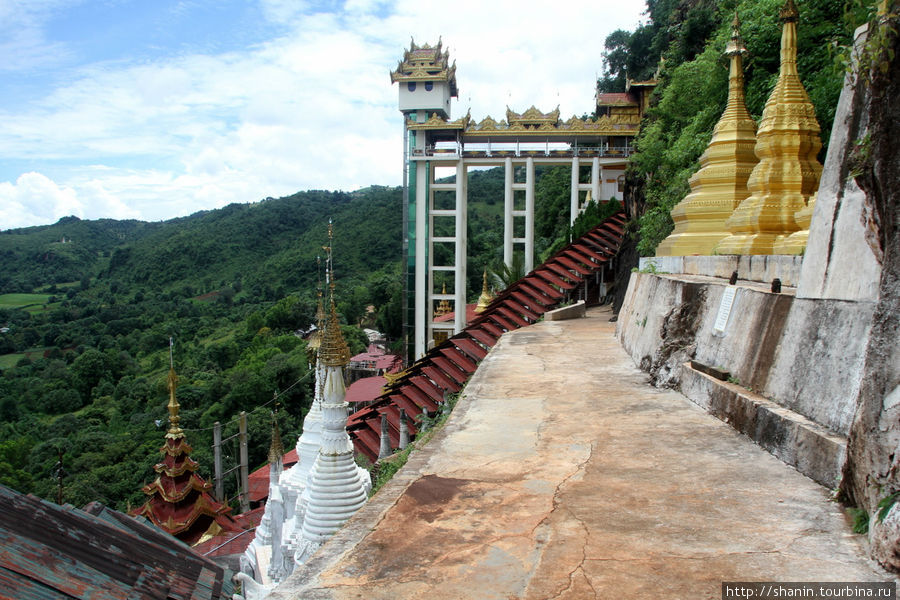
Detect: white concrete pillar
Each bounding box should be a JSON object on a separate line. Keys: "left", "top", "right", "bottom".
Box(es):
{"left": 525, "top": 157, "right": 535, "bottom": 274}
{"left": 592, "top": 157, "right": 600, "bottom": 204}
{"left": 503, "top": 157, "right": 514, "bottom": 269}
{"left": 454, "top": 159, "right": 468, "bottom": 333}
{"left": 415, "top": 161, "right": 428, "bottom": 360}
{"left": 570, "top": 156, "right": 579, "bottom": 226}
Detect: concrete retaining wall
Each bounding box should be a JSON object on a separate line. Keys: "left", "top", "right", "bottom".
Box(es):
{"left": 639, "top": 255, "right": 804, "bottom": 286}
{"left": 617, "top": 272, "right": 875, "bottom": 437}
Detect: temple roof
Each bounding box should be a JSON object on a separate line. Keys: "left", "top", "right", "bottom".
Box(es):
{"left": 407, "top": 108, "right": 640, "bottom": 137}
{"left": 131, "top": 364, "right": 242, "bottom": 546}
{"left": 390, "top": 38, "right": 458, "bottom": 96}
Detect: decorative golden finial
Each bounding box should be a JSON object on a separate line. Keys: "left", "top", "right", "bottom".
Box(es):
{"left": 725, "top": 13, "right": 746, "bottom": 56}
{"left": 319, "top": 221, "right": 351, "bottom": 367}
{"left": 475, "top": 270, "right": 494, "bottom": 313}
{"left": 320, "top": 297, "right": 351, "bottom": 367}
{"left": 268, "top": 399, "right": 284, "bottom": 464}
{"left": 165, "top": 337, "right": 183, "bottom": 439}
{"left": 780, "top": 0, "right": 799, "bottom": 22}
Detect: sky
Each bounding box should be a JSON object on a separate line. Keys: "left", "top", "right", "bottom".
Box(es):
{"left": 0, "top": 0, "right": 647, "bottom": 230}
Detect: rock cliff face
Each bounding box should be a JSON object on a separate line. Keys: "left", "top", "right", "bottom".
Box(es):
{"left": 840, "top": 13, "right": 900, "bottom": 572}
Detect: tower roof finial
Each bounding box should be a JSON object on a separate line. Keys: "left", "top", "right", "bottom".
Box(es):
{"left": 165, "top": 337, "right": 183, "bottom": 439}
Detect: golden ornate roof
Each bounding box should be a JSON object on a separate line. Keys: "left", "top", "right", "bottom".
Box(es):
{"left": 406, "top": 111, "right": 470, "bottom": 130}
{"left": 390, "top": 38, "right": 458, "bottom": 96}
{"left": 506, "top": 105, "right": 560, "bottom": 127}
{"left": 407, "top": 108, "right": 639, "bottom": 137}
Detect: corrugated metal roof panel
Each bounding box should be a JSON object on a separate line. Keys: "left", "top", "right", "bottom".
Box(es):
{"left": 0, "top": 485, "right": 233, "bottom": 600}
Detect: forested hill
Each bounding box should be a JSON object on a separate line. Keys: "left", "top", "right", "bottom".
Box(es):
{"left": 0, "top": 165, "right": 610, "bottom": 512}
{"left": 1, "top": 187, "right": 401, "bottom": 299}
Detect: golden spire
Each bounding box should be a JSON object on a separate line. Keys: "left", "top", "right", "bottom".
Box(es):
{"left": 165, "top": 337, "right": 184, "bottom": 439}
{"left": 656, "top": 12, "right": 758, "bottom": 256}
{"left": 475, "top": 270, "right": 494, "bottom": 313}
{"left": 268, "top": 401, "right": 284, "bottom": 464}
{"left": 319, "top": 220, "right": 351, "bottom": 367}
{"left": 715, "top": 0, "right": 823, "bottom": 255}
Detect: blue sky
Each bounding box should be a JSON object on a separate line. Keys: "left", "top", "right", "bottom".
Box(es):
{"left": 1, "top": 0, "right": 646, "bottom": 229}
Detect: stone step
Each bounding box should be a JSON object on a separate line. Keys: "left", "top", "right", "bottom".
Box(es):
{"left": 680, "top": 361, "right": 847, "bottom": 488}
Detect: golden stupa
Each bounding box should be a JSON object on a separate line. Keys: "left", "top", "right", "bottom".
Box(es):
{"left": 434, "top": 282, "right": 452, "bottom": 317}
{"left": 475, "top": 270, "right": 494, "bottom": 313}
{"left": 656, "top": 14, "right": 758, "bottom": 257}
{"left": 715, "top": 0, "right": 823, "bottom": 256}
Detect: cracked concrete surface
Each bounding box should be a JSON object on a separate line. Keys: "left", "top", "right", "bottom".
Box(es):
{"left": 268, "top": 307, "right": 890, "bottom": 600}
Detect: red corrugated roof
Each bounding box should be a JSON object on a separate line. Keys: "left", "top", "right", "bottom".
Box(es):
{"left": 347, "top": 212, "right": 627, "bottom": 462}
{"left": 434, "top": 303, "right": 479, "bottom": 324}
{"left": 346, "top": 376, "right": 388, "bottom": 404}
{"left": 596, "top": 92, "right": 638, "bottom": 105}
{"left": 248, "top": 449, "right": 298, "bottom": 503}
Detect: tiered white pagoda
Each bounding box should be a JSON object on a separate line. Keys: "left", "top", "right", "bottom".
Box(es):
{"left": 240, "top": 230, "right": 371, "bottom": 593}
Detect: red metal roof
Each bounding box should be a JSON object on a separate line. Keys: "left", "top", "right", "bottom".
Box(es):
{"left": 346, "top": 376, "right": 388, "bottom": 404}
{"left": 347, "top": 212, "right": 626, "bottom": 462}
{"left": 192, "top": 507, "right": 264, "bottom": 558}
{"left": 434, "top": 303, "right": 480, "bottom": 324}
{"left": 596, "top": 92, "right": 638, "bottom": 106}
{"left": 248, "top": 449, "right": 299, "bottom": 503}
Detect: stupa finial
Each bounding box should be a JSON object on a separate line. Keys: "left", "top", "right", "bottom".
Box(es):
{"left": 165, "top": 337, "right": 183, "bottom": 439}
{"left": 268, "top": 400, "right": 284, "bottom": 464}
{"left": 319, "top": 221, "right": 351, "bottom": 367}
{"left": 780, "top": 0, "right": 799, "bottom": 22}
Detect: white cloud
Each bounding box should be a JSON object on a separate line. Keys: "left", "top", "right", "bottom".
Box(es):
{"left": 0, "top": 0, "right": 646, "bottom": 229}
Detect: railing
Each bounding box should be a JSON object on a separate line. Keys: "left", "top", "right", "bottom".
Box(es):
{"left": 410, "top": 145, "right": 632, "bottom": 159}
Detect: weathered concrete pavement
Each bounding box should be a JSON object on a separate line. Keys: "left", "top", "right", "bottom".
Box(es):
{"left": 270, "top": 307, "right": 889, "bottom": 600}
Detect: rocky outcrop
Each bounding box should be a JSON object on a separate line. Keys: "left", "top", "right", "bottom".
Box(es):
{"left": 840, "top": 12, "right": 900, "bottom": 573}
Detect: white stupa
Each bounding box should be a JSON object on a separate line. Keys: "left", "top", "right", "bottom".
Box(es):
{"left": 294, "top": 291, "right": 371, "bottom": 566}
{"left": 240, "top": 226, "right": 371, "bottom": 592}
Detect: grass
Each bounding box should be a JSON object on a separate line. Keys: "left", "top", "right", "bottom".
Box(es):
{"left": 0, "top": 293, "right": 54, "bottom": 308}
{"left": 0, "top": 354, "right": 24, "bottom": 369}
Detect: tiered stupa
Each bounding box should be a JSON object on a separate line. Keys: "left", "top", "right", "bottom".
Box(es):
{"left": 435, "top": 282, "right": 452, "bottom": 317}
{"left": 132, "top": 351, "right": 240, "bottom": 546}
{"left": 715, "top": 0, "right": 823, "bottom": 255}
{"left": 475, "top": 270, "right": 494, "bottom": 313}
{"left": 656, "top": 15, "right": 758, "bottom": 256}
{"left": 294, "top": 290, "right": 371, "bottom": 566}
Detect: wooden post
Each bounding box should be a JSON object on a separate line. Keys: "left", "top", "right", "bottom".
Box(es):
{"left": 239, "top": 411, "right": 250, "bottom": 512}
{"left": 213, "top": 421, "right": 223, "bottom": 502}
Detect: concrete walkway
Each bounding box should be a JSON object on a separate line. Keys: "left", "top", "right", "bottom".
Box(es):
{"left": 271, "top": 307, "right": 887, "bottom": 600}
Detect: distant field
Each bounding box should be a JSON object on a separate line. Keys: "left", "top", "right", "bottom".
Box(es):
{"left": 0, "top": 354, "right": 22, "bottom": 369}
{"left": 0, "top": 293, "right": 60, "bottom": 314}
{"left": 0, "top": 293, "right": 54, "bottom": 308}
